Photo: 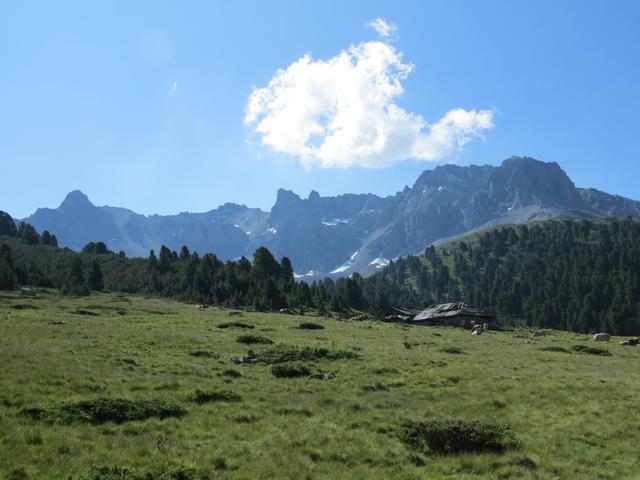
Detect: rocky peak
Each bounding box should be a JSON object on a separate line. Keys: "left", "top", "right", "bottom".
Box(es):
{"left": 487, "top": 157, "right": 585, "bottom": 209}
{"left": 59, "top": 190, "right": 95, "bottom": 212}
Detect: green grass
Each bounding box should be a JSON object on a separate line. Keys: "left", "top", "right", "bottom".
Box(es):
{"left": 1, "top": 290, "right": 639, "bottom": 479}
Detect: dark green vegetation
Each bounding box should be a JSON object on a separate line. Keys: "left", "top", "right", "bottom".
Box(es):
{"left": 363, "top": 218, "right": 640, "bottom": 334}
{"left": 2, "top": 213, "right": 640, "bottom": 335}
{"left": 20, "top": 399, "right": 186, "bottom": 425}
{"left": 298, "top": 322, "right": 324, "bottom": 330}
{"left": 1, "top": 291, "right": 639, "bottom": 479}
{"left": 252, "top": 344, "right": 360, "bottom": 364}
{"left": 571, "top": 345, "right": 612, "bottom": 356}
{"left": 235, "top": 334, "right": 273, "bottom": 345}
{"left": 189, "top": 389, "right": 242, "bottom": 405}
{"left": 400, "top": 419, "right": 520, "bottom": 455}
{"left": 271, "top": 362, "right": 312, "bottom": 378}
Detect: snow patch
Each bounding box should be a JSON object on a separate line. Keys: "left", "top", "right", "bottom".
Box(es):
{"left": 438, "top": 186, "right": 443, "bottom": 192}
{"left": 369, "top": 257, "right": 390, "bottom": 269}
{"left": 265, "top": 227, "right": 278, "bottom": 234}
{"left": 321, "top": 218, "right": 348, "bottom": 226}
{"left": 330, "top": 265, "right": 350, "bottom": 274}
{"left": 350, "top": 250, "right": 359, "bottom": 262}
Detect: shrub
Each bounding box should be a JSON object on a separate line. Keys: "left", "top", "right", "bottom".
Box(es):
{"left": 189, "top": 350, "right": 220, "bottom": 358}
{"left": 255, "top": 344, "right": 359, "bottom": 364}
{"left": 271, "top": 362, "right": 311, "bottom": 378}
{"left": 299, "top": 322, "right": 324, "bottom": 330}
{"left": 571, "top": 345, "right": 612, "bottom": 356}
{"left": 441, "top": 346, "right": 464, "bottom": 354}
{"left": 75, "top": 466, "right": 199, "bottom": 480}
{"left": 20, "top": 398, "right": 186, "bottom": 425}
{"left": 221, "top": 369, "right": 242, "bottom": 378}
{"left": 361, "top": 383, "right": 390, "bottom": 392}
{"left": 236, "top": 334, "right": 273, "bottom": 345}
{"left": 7, "top": 468, "right": 28, "bottom": 480}
{"left": 229, "top": 414, "right": 257, "bottom": 423}
{"left": 540, "top": 346, "right": 570, "bottom": 353}
{"left": 275, "top": 407, "right": 313, "bottom": 417}
{"left": 189, "top": 388, "right": 241, "bottom": 404}
{"left": 399, "top": 419, "right": 520, "bottom": 455}
{"left": 76, "top": 466, "right": 152, "bottom": 480}
{"left": 217, "top": 322, "right": 254, "bottom": 329}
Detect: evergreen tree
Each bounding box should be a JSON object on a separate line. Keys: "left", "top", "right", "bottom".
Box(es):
{"left": 18, "top": 222, "right": 40, "bottom": 245}
{"left": 64, "top": 257, "right": 89, "bottom": 295}
{"left": 88, "top": 260, "right": 104, "bottom": 291}
{"left": 0, "top": 211, "right": 17, "bottom": 237}
{"left": 0, "top": 244, "right": 15, "bottom": 290}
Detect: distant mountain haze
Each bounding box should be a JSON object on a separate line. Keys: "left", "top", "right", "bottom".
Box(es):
{"left": 21, "top": 157, "right": 640, "bottom": 278}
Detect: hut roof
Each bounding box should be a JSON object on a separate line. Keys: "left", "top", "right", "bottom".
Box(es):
{"left": 413, "top": 302, "right": 490, "bottom": 322}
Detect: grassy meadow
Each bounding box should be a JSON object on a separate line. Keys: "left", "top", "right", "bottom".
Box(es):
{"left": 1, "top": 290, "right": 639, "bottom": 479}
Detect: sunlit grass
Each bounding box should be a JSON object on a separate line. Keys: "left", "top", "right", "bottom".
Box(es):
{"left": 0, "top": 290, "right": 638, "bottom": 479}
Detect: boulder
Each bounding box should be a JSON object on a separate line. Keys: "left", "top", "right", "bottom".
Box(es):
{"left": 593, "top": 333, "right": 611, "bottom": 342}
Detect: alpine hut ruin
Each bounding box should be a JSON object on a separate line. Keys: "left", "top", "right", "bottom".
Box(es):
{"left": 386, "top": 302, "right": 491, "bottom": 328}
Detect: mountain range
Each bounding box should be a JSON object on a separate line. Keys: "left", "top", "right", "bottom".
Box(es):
{"left": 20, "top": 156, "right": 640, "bottom": 278}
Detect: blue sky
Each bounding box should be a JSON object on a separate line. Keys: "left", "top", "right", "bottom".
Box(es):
{"left": 2, "top": 0, "right": 639, "bottom": 218}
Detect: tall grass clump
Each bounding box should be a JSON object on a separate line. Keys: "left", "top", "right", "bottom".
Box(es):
{"left": 400, "top": 418, "right": 520, "bottom": 455}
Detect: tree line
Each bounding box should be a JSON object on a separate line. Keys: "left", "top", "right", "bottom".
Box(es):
{"left": 0, "top": 211, "right": 367, "bottom": 314}
{"left": 2, "top": 209, "right": 639, "bottom": 334}
{"left": 361, "top": 218, "right": 640, "bottom": 335}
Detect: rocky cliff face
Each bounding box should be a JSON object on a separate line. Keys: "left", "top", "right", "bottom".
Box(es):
{"left": 21, "top": 157, "right": 640, "bottom": 278}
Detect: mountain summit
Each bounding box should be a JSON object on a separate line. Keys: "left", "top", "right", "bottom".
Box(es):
{"left": 58, "top": 190, "right": 94, "bottom": 212}
{"left": 21, "top": 157, "right": 640, "bottom": 277}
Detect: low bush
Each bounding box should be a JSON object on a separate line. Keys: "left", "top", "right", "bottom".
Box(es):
{"left": 229, "top": 414, "right": 257, "bottom": 423}
{"left": 540, "top": 346, "right": 570, "bottom": 353}
{"left": 441, "top": 346, "right": 464, "bottom": 354}
{"left": 11, "top": 304, "right": 39, "bottom": 310}
{"left": 189, "top": 350, "right": 217, "bottom": 358}
{"left": 571, "top": 345, "right": 612, "bottom": 356}
{"left": 236, "top": 334, "right": 273, "bottom": 345}
{"left": 275, "top": 407, "right": 313, "bottom": 417}
{"left": 255, "top": 344, "right": 359, "bottom": 364}
{"left": 361, "top": 383, "right": 390, "bottom": 392}
{"left": 217, "top": 322, "right": 254, "bottom": 329}
{"left": 221, "top": 369, "right": 242, "bottom": 378}
{"left": 76, "top": 466, "right": 152, "bottom": 480}
{"left": 189, "top": 388, "right": 241, "bottom": 404}
{"left": 399, "top": 418, "right": 520, "bottom": 455}
{"left": 299, "top": 322, "right": 324, "bottom": 330}
{"left": 76, "top": 465, "right": 198, "bottom": 480}
{"left": 271, "top": 362, "right": 311, "bottom": 378}
{"left": 20, "top": 398, "right": 186, "bottom": 425}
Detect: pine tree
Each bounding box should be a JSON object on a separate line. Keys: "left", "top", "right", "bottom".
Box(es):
{"left": 88, "top": 260, "right": 104, "bottom": 291}
{"left": 65, "top": 257, "right": 89, "bottom": 295}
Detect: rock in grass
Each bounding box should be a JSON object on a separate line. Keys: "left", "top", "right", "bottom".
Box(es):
{"left": 20, "top": 398, "right": 186, "bottom": 425}
{"left": 399, "top": 418, "right": 520, "bottom": 455}
{"left": 189, "top": 388, "right": 241, "bottom": 404}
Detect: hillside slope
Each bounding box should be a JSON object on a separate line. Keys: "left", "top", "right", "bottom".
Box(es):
{"left": 363, "top": 218, "right": 640, "bottom": 335}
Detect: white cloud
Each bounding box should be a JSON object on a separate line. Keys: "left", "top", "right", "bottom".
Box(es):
{"left": 366, "top": 18, "right": 398, "bottom": 38}
{"left": 169, "top": 81, "right": 178, "bottom": 96}
{"left": 245, "top": 40, "right": 494, "bottom": 169}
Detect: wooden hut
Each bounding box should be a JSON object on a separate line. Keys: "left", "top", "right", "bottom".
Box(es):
{"left": 410, "top": 302, "right": 491, "bottom": 328}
